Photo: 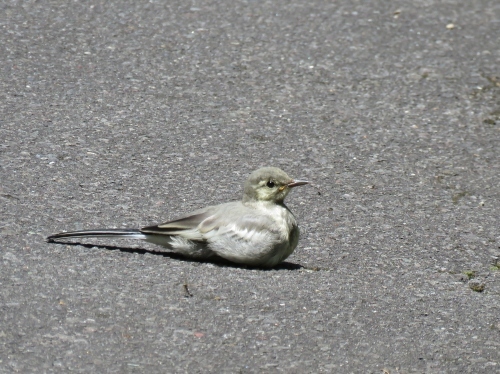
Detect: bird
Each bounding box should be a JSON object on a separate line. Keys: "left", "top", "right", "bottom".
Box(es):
{"left": 47, "top": 167, "right": 308, "bottom": 267}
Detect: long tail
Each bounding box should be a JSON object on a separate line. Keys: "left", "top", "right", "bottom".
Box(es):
{"left": 47, "top": 229, "right": 147, "bottom": 241}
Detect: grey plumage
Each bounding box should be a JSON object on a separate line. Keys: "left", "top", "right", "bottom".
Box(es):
{"left": 47, "top": 167, "right": 308, "bottom": 267}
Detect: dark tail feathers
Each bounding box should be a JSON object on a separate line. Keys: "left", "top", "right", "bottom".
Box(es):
{"left": 47, "top": 229, "right": 146, "bottom": 241}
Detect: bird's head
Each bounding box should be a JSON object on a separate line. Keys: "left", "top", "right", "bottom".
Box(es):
{"left": 242, "top": 167, "right": 308, "bottom": 203}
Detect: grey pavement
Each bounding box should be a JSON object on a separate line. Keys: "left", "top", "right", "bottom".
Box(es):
{"left": 1, "top": 0, "right": 499, "bottom": 373}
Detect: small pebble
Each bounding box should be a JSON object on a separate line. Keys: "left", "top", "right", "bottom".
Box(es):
{"left": 468, "top": 279, "right": 485, "bottom": 292}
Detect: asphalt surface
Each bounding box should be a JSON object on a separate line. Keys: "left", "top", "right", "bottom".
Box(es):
{"left": 1, "top": 0, "right": 499, "bottom": 373}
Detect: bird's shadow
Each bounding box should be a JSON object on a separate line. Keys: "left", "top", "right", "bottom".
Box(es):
{"left": 48, "top": 240, "right": 304, "bottom": 271}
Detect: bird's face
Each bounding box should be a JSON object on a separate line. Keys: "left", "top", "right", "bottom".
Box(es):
{"left": 243, "top": 167, "right": 308, "bottom": 203}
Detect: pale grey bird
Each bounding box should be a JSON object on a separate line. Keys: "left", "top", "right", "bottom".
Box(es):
{"left": 47, "top": 167, "right": 308, "bottom": 267}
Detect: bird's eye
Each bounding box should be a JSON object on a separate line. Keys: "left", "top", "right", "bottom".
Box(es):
{"left": 266, "top": 180, "right": 275, "bottom": 188}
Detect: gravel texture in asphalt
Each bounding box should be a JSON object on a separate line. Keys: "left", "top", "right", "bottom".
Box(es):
{"left": 1, "top": 0, "right": 499, "bottom": 372}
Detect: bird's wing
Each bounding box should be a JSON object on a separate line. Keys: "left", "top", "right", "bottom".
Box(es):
{"left": 140, "top": 202, "right": 276, "bottom": 239}
{"left": 140, "top": 207, "right": 214, "bottom": 235}
{"left": 198, "top": 208, "right": 275, "bottom": 235}
{"left": 141, "top": 202, "right": 284, "bottom": 264}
